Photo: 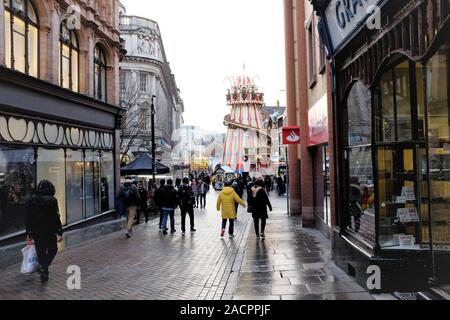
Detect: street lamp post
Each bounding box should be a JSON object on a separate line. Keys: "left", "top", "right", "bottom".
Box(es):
{"left": 151, "top": 95, "right": 157, "bottom": 184}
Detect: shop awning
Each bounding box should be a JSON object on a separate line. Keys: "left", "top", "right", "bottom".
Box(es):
{"left": 120, "top": 153, "right": 170, "bottom": 176}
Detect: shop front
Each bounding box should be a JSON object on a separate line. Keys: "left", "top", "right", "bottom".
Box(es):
{"left": 0, "top": 68, "right": 120, "bottom": 243}
{"left": 308, "top": 94, "right": 332, "bottom": 236}
{"left": 311, "top": 0, "right": 450, "bottom": 292}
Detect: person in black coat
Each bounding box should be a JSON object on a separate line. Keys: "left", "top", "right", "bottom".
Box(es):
{"left": 250, "top": 179, "right": 272, "bottom": 239}
{"left": 136, "top": 181, "right": 149, "bottom": 224}
{"left": 178, "top": 178, "right": 196, "bottom": 235}
{"left": 26, "top": 180, "right": 63, "bottom": 283}
{"left": 154, "top": 179, "right": 166, "bottom": 230}
{"left": 161, "top": 179, "right": 179, "bottom": 235}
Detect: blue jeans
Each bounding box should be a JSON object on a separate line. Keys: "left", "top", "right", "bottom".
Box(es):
{"left": 162, "top": 208, "right": 175, "bottom": 232}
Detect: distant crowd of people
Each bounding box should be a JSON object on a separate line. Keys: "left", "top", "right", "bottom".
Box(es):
{"left": 117, "top": 175, "right": 212, "bottom": 237}
{"left": 22, "top": 171, "right": 282, "bottom": 284}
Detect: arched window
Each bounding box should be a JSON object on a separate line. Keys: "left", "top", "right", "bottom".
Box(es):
{"left": 4, "top": 0, "right": 39, "bottom": 77}
{"left": 344, "top": 81, "right": 375, "bottom": 242}
{"left": 94, "top": 45, "right": 107, "bottom": 102}
{"left": 59, "top": 21, "right": 79, "bottom": 92}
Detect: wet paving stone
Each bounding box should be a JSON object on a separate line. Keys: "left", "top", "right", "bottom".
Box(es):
{"left": 288, "top": 276, "right": 323, "bottom": 285}
{"left": 0, "top": 192, "right": 373, "bottom": 300}
{"left": 306, "top": 282, "right": 368, "bottom": 295}
{"left": 271, "top": 284, "right": 310, "bottom": 296}
{"left": 230, "top": 200, "right": 372, "bottom": 300}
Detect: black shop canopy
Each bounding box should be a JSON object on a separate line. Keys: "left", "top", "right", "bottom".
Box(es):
{"left": 120, "top": 153, "right": 170, "bottom": 176}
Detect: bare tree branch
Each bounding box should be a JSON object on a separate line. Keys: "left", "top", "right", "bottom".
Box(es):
{"left": 119, "top": 72, "right": 149, "bottom": 163}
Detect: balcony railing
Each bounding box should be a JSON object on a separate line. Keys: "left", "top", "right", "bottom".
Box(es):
{"left": 119, "top": 15, "right": 159, "bottom": 32}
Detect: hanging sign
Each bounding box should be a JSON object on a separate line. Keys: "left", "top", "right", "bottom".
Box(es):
{"left": 282, "top": 126, "right": 301, "bottom": 145}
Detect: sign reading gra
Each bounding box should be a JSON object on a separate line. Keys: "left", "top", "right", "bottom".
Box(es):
{"left": 325, "top": 0, "right": 380, "bottom": 53}
{"left": 282, "top": 126, "right": 301, "bottom": 145}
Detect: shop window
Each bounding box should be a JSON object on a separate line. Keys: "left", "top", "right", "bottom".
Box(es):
{"left": 395, "top": 62, "right": 413, "bottom": 141}
{"left": 345, "top": 81, "right": 375, "bottom": 242}
{"left": 427, "top": 47, "right": 450, "bottom": 248}
{"left": 377, "top": 146, "right": 425, "bottom": 248}
{"left": 379, "top": 70, "right": 396, "bottom": 142}
{"left": 37, "top": 148, "right": 66, "bottom": 226}
{"left": 376, "top": 60, "right": 415, "bottom": 142}
{"left": 347, "top": 147, "right": 375, "bottom": 242}
{"left": 347, "top": 82, "right": 372, "bottom": 146}
{"left": 0, "top": 146, "right": 36, "bottom": 237}
{"left": 66, "top": 149, "right": 84, "bottom": 224}
{"left": 4, "top": 0, "right": 39, "bottom": 77}
{"left": 314, "top": 146, "right": 331, "bottom": 226}
{"left": 100, "top": 151, "right": 115, "bottom": 213}
{"left": 85, "top": 150, "right": 100, "bottom": 218}
{"left": 59, "top": 21, "right": 79, "bottom": 92}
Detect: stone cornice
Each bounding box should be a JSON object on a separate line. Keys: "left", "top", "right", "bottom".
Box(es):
{"left": 0, "top": 66, "right": 121, "bottom": 116}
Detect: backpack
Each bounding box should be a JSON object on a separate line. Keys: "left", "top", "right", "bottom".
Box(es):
{"left": 122, "top": 185, "right": 135, "bottom": 206}
{"left": 182, "top": 185, "right": 195, "bottom": 206}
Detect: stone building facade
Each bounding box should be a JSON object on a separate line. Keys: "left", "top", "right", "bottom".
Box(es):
{"left": 0, "top": 0, "right": 124, "bottom": 241}
{"left": 119, "top": 9, "right": 184, "bottom": 170}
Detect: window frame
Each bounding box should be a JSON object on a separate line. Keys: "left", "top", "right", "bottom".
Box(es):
{"left": 306, "top": 14, "right": 317, "bottom": 89}
{"left": 342, "top": 80, "right": 376, "bottom": 244}
{"left": 94, "top": 45, "right": 107, "bottom": 102}
{"left": 140, "top": 72, "right": 148, "bottom": 93}
{"left": 59, "top": 21, "right": 80, "bottom": 92}
{"left": 4, "top": 0, "right": 40, "bottom": 77}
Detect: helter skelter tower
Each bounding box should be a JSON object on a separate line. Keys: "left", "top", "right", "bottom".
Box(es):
{"left": 223, "top": 75, "right": 268, "bottom": 174}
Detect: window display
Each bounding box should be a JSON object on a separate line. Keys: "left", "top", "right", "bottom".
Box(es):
{"left": 0, "top": 146, "right": 36, "bottom": 237}
{"left": 100, "top": 151, "right": 115, "bottom": 213}
{"left": 37, "top": 148, "right": 67, "bottom": 226}
{"left": 66, "top": 149, "right": 84, "bottom": 224}
{"left": 377, "top": 146, "right": 424, "bottom": 248}
{"left": 85, "top": 150, "right": 100, "bottom": 218}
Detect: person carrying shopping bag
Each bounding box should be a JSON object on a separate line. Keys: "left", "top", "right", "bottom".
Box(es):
{"left": 251, "top": 179, "right": 273, "bottom": 239}
{"left": 25, "top": 180, "right": 64, "bottom": 283}
{"left": 216, "top": 181, "right": 246, "bottom": 238}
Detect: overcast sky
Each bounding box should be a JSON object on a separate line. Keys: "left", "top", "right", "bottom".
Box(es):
{"left": 121, "top": 0, "right": 286, "bottom": 132}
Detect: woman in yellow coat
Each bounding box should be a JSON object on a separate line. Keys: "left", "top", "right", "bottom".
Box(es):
{"left": 217, "top": 181, "right": 246, "bottom": 238}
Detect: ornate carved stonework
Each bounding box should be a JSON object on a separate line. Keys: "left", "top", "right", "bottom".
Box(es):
{"left": 136, "top": 29, "right": 161, "bottom": 59}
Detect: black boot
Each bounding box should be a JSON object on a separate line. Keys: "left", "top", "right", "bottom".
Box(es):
{"left": 40, "top": 269, "right": 49, "bottom": 283}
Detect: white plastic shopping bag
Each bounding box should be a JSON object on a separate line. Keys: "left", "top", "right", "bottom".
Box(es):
{"left": 21, "top": 243, "right": 38, "bottom": 274}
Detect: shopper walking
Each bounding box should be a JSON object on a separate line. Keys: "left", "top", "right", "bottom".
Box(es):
{"left": 136, "top": 181, "right": 149, "bottom": 224}
{"left": 264, "top": 176, "right": 272, "bottom": 195}
{"left": 154, "top": 179, "right": 166, "bottom": 230}
{"left": 216, "top": 181, "right": 246, "bottom": 238}
{"left": 232, "top": 181, "right": 243, "bottom": 217}
{"left": 179, "top": 178, "right": 196, "bottom": 235}
{"left": 251, "top": 180, "right": 272, "bottom": 239}
{"left": 25, "top": 180, "right": 63, "bottom": 283}
{"left": 198, "top": 179, "right": 207, "bottom": 208}
{"left": 118, "top": 177, "right": 141, "bottom": 238}
{"left": 193, "top": 178, "right": 200, "bottom": 208}
{"left": 161, "top": 179, "right": 179, "bottom": 235}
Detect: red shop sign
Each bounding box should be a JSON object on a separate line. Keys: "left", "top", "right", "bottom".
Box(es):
{"left": 282, "top": 126, "right": 301, "bottom": 145}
